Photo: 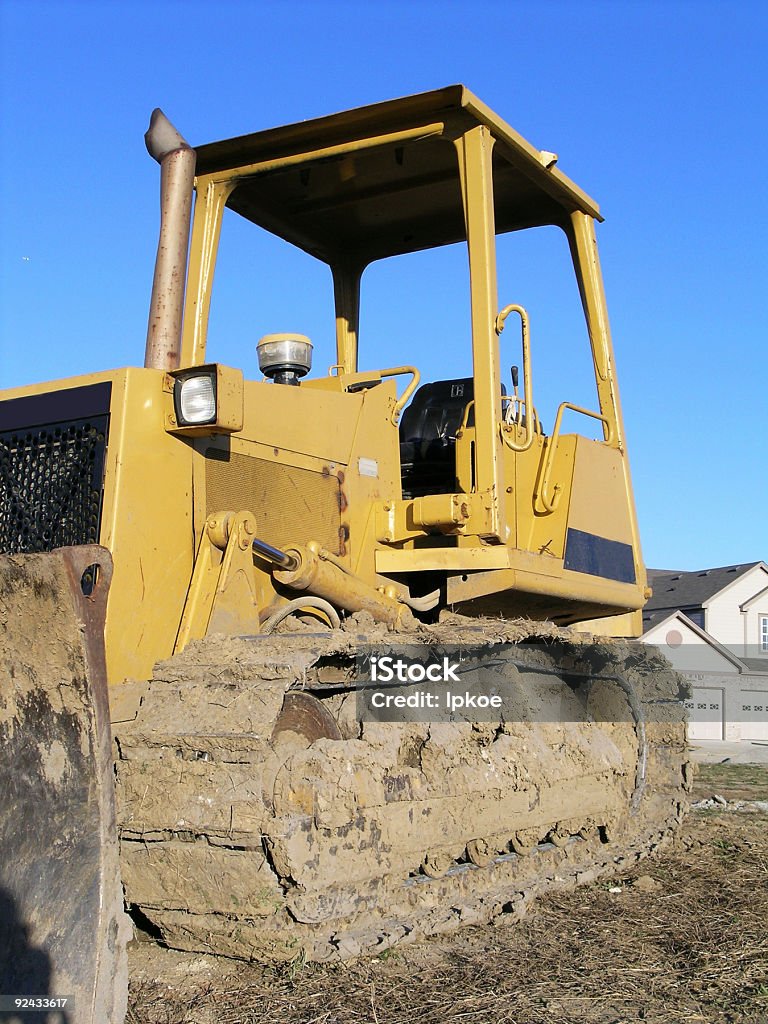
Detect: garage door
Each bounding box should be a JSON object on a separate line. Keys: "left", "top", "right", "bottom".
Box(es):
{"left": 684, "top": 687, "right": 724, "bottom": 740}
{"left": 741, "top": 691, "right": 768, "bottom": 742}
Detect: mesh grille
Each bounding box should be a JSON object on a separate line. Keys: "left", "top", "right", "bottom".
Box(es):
{"left": 0, "top": 416, "right": 109, "bottom": 554}
{"left": 205, "top": 449, "right": 344, "bottom": 554}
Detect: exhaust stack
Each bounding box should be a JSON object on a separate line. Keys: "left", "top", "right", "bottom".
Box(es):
{"left": 144, "top": 109, "right": 195, "bottom": 371}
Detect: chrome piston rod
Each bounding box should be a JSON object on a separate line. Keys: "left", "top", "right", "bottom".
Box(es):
{"left": 251, "top": 536, "right": 299, "bottom": 571}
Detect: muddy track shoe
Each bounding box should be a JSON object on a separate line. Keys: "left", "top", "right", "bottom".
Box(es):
{"left": 114, "top": 621, "right": 692, "bottom": 962}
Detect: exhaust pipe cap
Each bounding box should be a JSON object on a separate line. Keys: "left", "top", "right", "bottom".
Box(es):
{"left": 145, "top": 108, "right": 191, "bottom": 163}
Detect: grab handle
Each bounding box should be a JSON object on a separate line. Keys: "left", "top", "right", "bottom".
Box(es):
{"left": 496, "top": 304, "right": 534, "bottom": 453}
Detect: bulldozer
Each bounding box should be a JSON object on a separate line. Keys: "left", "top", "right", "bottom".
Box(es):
{"left": 0, "top": 87, "right": 690, "bottom": 1022}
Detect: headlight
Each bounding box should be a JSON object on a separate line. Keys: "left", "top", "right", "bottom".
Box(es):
{"left": 166, "top": 363, "right": 243, "bottom": 436}
{"left": 174, "top": 372, "right": 217, "bottom": 425}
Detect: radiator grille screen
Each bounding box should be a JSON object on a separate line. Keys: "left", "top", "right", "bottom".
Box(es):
{"left": 0, "top": 416, "right": 109, "bottom": 554}
{"left": 205, "top": 449, "right": 343, "bottom": 555}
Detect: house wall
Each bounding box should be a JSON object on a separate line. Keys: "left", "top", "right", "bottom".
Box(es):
{"left": 643, "top": 618, "right": 744, "bottom": 742}
{"left": 647, "top": 625, "right": 736, "bottom": 675}
{"left": 706, "top": 565, "right": 768, "bottom": 655}
{"left": 742, "top": 591, "right": 768, "bottom": 669}
{"left": 642, "top": 565, "right": 768, "bottom": 744}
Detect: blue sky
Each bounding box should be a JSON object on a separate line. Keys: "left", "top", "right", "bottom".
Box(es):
{"left": 1, "top": 0, "right": 765, "bottom": 571}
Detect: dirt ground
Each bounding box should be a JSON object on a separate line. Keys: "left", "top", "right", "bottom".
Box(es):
{"left": 127, "top": 764, "right": 768, "bottom": 1024}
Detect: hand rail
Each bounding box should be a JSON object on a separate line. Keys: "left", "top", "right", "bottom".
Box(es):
{"left": 495, "top": 304, "right": 534, "bottom": 452}
{"left": 538, "top": 401, "right": 612, "bottom": 513}
{"left": 382, "top": 366, "right": 421, "bottom": 425}
{"left": 338, "top": 365, "right": 420, "bottom": 424}
{"left": 458, "top": 398, "right": 475, "bottom": 434}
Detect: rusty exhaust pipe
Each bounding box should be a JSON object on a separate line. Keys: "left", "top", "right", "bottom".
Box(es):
{"left": 144, "top": 109, "right": 196, "bottom": 371}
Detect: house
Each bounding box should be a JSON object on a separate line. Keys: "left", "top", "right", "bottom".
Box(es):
{"left": 641, "top": 562, "right": 768, "bottom": 742}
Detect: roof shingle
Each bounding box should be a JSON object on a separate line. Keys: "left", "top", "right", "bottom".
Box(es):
{"left": 645, "top": 563, "right": 762, "bottom": 612}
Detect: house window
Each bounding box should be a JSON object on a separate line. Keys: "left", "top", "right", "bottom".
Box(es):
{"left": 761, "top": 614, "right": 768, "bottom": 654}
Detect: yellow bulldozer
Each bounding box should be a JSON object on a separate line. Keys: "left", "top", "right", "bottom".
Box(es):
{"left": 0, "top": 87, "right": 689, "bottom": 1023}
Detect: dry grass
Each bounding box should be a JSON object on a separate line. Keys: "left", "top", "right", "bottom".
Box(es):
{"left": 693, "top": 763, "right": 768, "bottom": 803}
{"left": 129, "top": 768, "right": 768, "bottom": 1024}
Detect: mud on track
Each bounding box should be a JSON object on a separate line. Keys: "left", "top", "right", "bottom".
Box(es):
{"left": 115, "top": 623, "right": 689, "bottom": 962}
{"left": 127, "top": 765, "right": 768, "bottom": 1024}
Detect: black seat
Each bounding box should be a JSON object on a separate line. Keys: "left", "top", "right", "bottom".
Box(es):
{"left": 399, "top": 378, "right": 474, "bottom": 499}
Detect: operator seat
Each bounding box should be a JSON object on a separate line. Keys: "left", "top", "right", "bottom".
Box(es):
{"left": 399, "top": 378, "right": 475, "bottom": 499}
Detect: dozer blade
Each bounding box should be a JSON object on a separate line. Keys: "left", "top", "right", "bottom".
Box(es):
{"left": 0, "top": 547, "right": 128, "bottom": 1024}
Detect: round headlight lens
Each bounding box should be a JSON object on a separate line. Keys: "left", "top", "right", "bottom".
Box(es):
{"left": 179, "top": 375, "right": 216, "bottom": 424}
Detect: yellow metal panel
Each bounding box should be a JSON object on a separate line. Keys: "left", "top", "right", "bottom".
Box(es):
{"left": 552, "top": 570, "right": 645, "bottom": 610}
{"left": 443, "top": 559, "right": 645, "bottom": 613}
{"left": 239, "top": 379, "right": 362, "bottom": 465}
{"left": 572, "top": 610, "right": 643, "bottom": 638}
{"left": 0, "top": 368, "right": 195, "bottom": 685}
{"left": 567, "top": 437, "right": 634, "bottom": 544}
{"left": 0, "top": 369, "right": 118, "bottom": 400}
{"left": 340, "top": 379, "right": 401, "bottom": 575}
{"left": 515, "top": 434, "right": 575, "bottom": 559}
{"left": 99, "top": 368, "right": 194, "bottom": 684}
{"left": 376, "top": 546, "right": 512, "bottom": 573}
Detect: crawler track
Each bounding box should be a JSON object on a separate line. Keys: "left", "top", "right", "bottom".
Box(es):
{"left": 114, "top": 622, "right": 691, "bottom": 961}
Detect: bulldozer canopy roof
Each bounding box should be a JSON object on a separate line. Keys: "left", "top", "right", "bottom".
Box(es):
{"left": 194, "top": 85, "right": 602, "bottom": 267}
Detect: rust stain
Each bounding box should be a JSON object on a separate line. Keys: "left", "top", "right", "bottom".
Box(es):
{"left": 338, "top": 523, "right": 350, "bottom": 555}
